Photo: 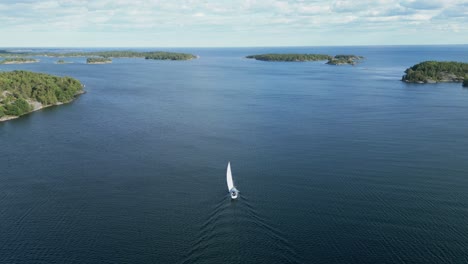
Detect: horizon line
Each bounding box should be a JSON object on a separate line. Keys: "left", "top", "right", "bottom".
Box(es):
{"left": 1, "top": 44, "right": 468, "bottom": 49}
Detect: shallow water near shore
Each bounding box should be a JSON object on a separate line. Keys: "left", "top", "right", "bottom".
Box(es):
{"left": 1, "top": 46, "right": 468, "bottom": 263}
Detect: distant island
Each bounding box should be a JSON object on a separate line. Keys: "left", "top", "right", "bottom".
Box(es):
{"left": 326, "top": 55, "right": 364, "bottom": 65}
{"left": 0, "top": 50, "right": 197, "bottom": 61}
{"left": 246, "top": 54, "right": 331, "bottom": 62}
{"left": 402, "top": 61, "right": 468, "bottom": 85}
{"left": 0, "top": 71, "right": 84, "bottom": 122}
{"left": 87, "top": 57, "right": 112, "bottom": 64}
{"left": 0, "top": 58, "right": 39, "bottom": 64}
{"left": 246, "top": 53, "right": 363, "bottom": 65}
{"left": 56, "top": 59, "right": 71, "bottom": 64}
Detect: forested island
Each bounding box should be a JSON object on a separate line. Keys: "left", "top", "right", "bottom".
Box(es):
{"left": 402, "top": 61, "right": 468, "bottom": 85}
{"left": 0, "top": 71, "right": 84, "bottom": 122}
{"left": 246, "top": 54, "right": 331, "bottom": 62}
{"left": 246, "top": 53, "right": 363, "bottom": 65}
{"left": 0, "top": 58, "right": 39, "bottom": 64}
{"left": 56, "top": 59, "right": 71, "bottom": 64}
{"left": 0, "top": 50, "right": 197, "bottom": 61}
{"left": 87, "top": 57, "right": 112, "bottom": 64}
{"left": 326, "top": 55, "right": 364, "bottom": 65}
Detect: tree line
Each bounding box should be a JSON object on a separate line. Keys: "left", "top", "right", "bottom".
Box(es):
{"left": 0, "top": 58, "right": 38, "bottom": 64}
{"left": 87, "top": 57, "right": 112, "bottom": 64}
{"left": 0, "top": 71, "right": 83, "bottom": 118}
{"left": 246, "top": 53, "right": 332, "bottom": 62}
{"left": 0, "top": 50, "right": 196, "bottom": 61}
{"left": 402, "top": 61, "right": 468, "bottom": 83}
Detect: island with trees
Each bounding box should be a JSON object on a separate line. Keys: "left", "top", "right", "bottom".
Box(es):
{"left": 402, "top": 61, "right": 468, "bottom": 85}
{"left": 144, "top": 51, "right": 197, "bottom": 60}
{"left": 246, "top": 53, "right": 363, "bottom": 65}
{"left": 326, "top": 55, "right": 364, "bottom": 65}
{"left": 87, "top": 57, "right": 112, "bottom": 64}
{"left": 246, "top": 53, "right": 331, "bottom": 62}
{"left": 0, "top": 50, "right": 197, "bottom": 61}
{"left": 0, "top": 71, "right": 84, "bottom": 122}
{"left": 464, "top": 79, "right": 468, "bottom": 87}
{"left": 0, "top": 58, "right": 39, "bottom": 64}
{"left": 56, "top": 59, "right": 70, "bottom": 64}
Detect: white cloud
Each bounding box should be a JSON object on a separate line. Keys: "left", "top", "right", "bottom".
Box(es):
{"left": 0, "top": 0, "right": 467, "bottom": 46}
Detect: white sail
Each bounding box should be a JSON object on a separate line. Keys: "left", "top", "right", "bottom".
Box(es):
{"left": 226, "top": 162, "right": 234, "bottom": 190}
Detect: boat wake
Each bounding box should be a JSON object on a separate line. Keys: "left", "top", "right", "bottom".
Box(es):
{"left": 181, "top": 194, "right": 302, "bottom": 264}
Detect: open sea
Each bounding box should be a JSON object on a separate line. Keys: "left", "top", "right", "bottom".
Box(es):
{"left": 1, "top": 46, "right": 468, "bottom": 264}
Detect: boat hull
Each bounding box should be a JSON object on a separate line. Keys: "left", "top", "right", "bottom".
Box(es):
{"left": 230, "top": 188, "right": 239, "bottom": 199}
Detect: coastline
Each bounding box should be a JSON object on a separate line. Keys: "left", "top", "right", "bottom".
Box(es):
{"left": 1, "top": 60, "right": 39, "bottom": 65}
{"left": 0, "top": 90, "right": 85, "bottom": 123}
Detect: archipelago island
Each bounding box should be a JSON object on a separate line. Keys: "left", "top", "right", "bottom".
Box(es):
{"left": 0, "top": 58, "right": 39, "bottom": 64}
{"left": 56, "top": 59, "right": 72, "bottom": 64}
{"left": 0, "top": 50, "right": 197, "bottom": 61}
{"left": 0, "top": 71, "right": 84, "bottom": 122}
{"left": 402, "top": 61, "right": 468, "bottom": 87}
{"left": 87, "top": 57, "right": 112, "bottom": 64}
{"left": 246, "top": 53, "right": 363, "bottom": 65}
{"left": 326, "top": 55, "right": 364, "bottom": 65}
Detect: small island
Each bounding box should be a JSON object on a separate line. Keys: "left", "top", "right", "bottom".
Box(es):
{"left": 463, "top": 79, "right": 468, "bottom": 87}
{"left": 246, "top": 53, "right": 363, "bottom": 65}
{"left": 246, "top": 53, "right": 331, "bottom": 62}
{"left": 56, "top": 59, "right": 71, "bottom": 64}
{"left": 0, "top": 71, "right": 84, "bottom": 122}
{"left": 0, "top": 57, "right": 39, "bottom": 64}
{"left": 402, "top": 61, "right": 468, "bottom": 84}
{"left": 326, "top": 55, "right": 364, "bottom": 65}
{"left": 87, "top": 57, "right": 112, "bottom": 64}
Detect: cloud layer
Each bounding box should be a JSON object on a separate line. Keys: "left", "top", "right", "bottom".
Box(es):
{"left": 0, "top": 0, "right": 467, "bottom": 46}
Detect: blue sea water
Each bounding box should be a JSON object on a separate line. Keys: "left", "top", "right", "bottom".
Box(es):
{"left": 1, "top": 46, "right": 468, "bottom": 263}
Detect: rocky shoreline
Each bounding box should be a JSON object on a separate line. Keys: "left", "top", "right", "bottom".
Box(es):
{"left": 0, "top": 90, "right": 85, "bottom": 123}
{"left": 0, "top": 60, "right": 39, "bottom": 65}
{"left": 403, "top": 72, "right": 464, "bottom": 84}
{"left": 402, "top": 61, "right": 468, "bottom": 85}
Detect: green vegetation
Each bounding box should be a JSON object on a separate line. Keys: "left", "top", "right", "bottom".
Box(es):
{"left": 0, "top": 50, "right": 197, "bottom": 61}
{"left": 0, "top": 98, "right": 32, "bottom": 117}
{"left": 463, "top": 78, "right": 468, "bottom": 87}
{"left": 0, "top": 71, "right": 83, "bottom": 119}
{"left": 57, "top": 59, "right": 68, "bottom": 64}
{"left": 327, "top": 55, "right": 364, "bottom": 65}
{"left": 246, "top": 53, "right": 363, "bottom": 65}
{"left": 144, "top": 52, "right": 196, "bottom": 60}
{"left": 86, "top": 57, "right": 112, "bottom": 64}
{"left": 0, "top": 57, "right": 38, "bottom": 64}
{"left": 402, "top": 61, "right": 468, "bottom": 83}
{"left": 246, "top": 53, "right": 331, "bottom": 62}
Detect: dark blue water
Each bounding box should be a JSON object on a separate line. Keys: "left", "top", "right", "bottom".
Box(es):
{"left": 1, "top": 46, "right": 468, "bottom": 263}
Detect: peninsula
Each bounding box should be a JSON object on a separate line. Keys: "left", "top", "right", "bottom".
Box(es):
{"left": 0, "top": 71, "right": 84, "bottom": 122}
{"left": 0, "top": 58, "right": 39, "bottom": 64}
{"left": 402, "top": 61, "right": 468, "bottom": 84}
{"left": 246, "top": 53, "right": 363, "bottom": 65}
{"left": 87, "top": 57, "right": 112, "bottom": 64}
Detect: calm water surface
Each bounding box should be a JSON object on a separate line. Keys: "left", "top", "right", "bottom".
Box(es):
{"left": 1, "top": 46, "right": 468, "bottom": 263}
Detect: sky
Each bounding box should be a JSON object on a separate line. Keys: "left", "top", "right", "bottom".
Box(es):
{"left": 0, "top": 0, "right": 467, "bottom": 47}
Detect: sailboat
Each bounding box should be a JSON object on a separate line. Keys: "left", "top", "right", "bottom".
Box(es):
{"left": 227, "top": 162, "right": 239, "bottom": 199}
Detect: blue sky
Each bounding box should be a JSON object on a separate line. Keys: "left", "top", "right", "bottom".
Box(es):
{"left": 1, "top": 0, "right": 467, "bottom": 47}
